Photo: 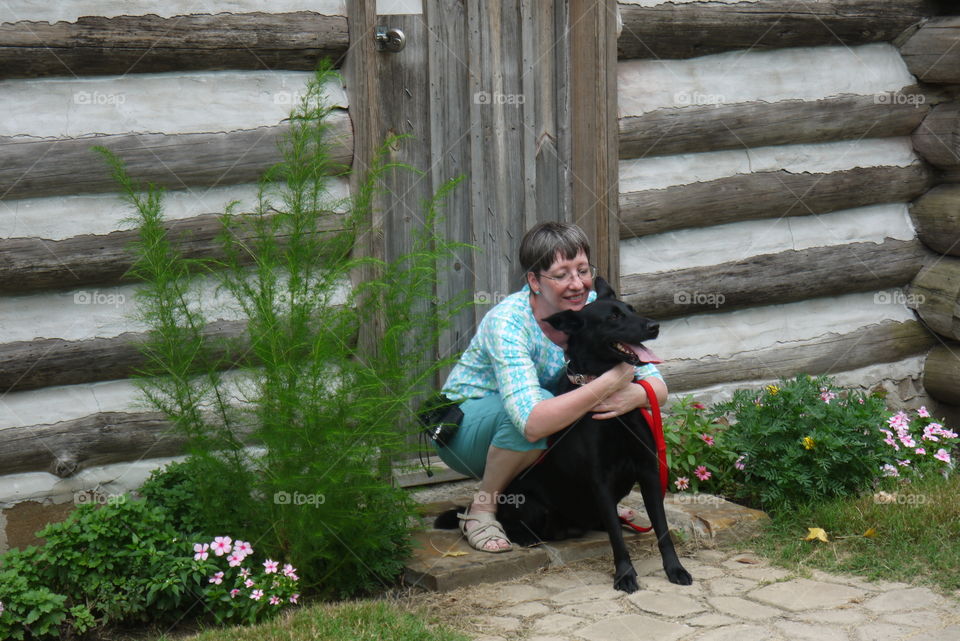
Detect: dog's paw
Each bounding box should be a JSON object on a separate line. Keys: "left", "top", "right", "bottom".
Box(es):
{"left": 613, "top": 567, "right": 639, "bottom": 593}
{"left": 665, "top": 563, "right": 693, "bottom": 586}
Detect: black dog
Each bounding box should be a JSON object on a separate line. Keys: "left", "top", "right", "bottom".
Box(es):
{"left": 436, "top": 278, "right": 692, "bottom": 593}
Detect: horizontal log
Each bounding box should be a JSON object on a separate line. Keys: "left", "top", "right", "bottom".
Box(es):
{"left": 909, "top": 184, "right": 960, "bottom": 256}
{"left": 911, "top": 103, "right": 960, "bottom": 169}
{"left": 0, "top": 211, "right": 348, "bottom": 294}
{"left": 922, "top": 343, "right": 960, "bottom": 405}
{"left": 664, "top": 319, "right": 935, "bottom": 393}
{"left": 622, "top": 239, "right": 929, "bottom": 319}
{"left": 617, "top": 0, "right": 934, "bottom": 60}
{"left": 900, "top": 16, "right": 960, "bottom": 84}
{"left": 0, "top": 321, "right": 250, "bottom": 394}
{"left": 619, "top": 163, "right": 934, "bottom": 237}
{"left": 909, "top": 256, "right": 960, "bottom": 341}
{"left": 0, "top": 13, "right": 348, "bottom": 79}
{"left": 0, "top": 411, "right": 254, "bottom": 478}
{"left": 620, "top": 93, "right": 930, "bottom": 159}
{"left": 0, "top": 110, "right": 352, "bottom": 200}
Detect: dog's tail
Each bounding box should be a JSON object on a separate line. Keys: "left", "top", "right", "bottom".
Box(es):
{"left": 433, "top": 506, "right": 466, "bottom": 529}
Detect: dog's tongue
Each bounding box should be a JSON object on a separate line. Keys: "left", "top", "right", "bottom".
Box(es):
{"left": 629, "top": 343, "right": 663, "bottom": 364}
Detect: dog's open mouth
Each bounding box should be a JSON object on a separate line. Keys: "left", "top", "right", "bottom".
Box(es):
{"left": 612, "top": 342, "right": 663, "bottom": 365}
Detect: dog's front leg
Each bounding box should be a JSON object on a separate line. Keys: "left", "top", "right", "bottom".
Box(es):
{"left": 637, "top": 468, "right": 693, "bottom": 585}
{"left": 594, "top": 486, "right": 639, "bottom": 593}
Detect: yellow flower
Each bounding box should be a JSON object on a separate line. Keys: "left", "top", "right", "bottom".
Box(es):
{"left": 802, "top": 436, "right": 815, "bottom": 450}
{"left": 765, "top": 385, "right": 780, "bottom": 395}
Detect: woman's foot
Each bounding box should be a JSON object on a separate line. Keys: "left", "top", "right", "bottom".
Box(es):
{"left": 618, "top": 505, "right": 636, "bottom": 521}
{"left": 459, "top": 506, "right": 511, "bottom": 552}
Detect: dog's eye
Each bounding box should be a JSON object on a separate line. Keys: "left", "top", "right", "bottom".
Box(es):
{"left": 626, "top": 304, "right": 636, "bottom": 313}
{"left": 608, "top": 308, "right": 624, "bottom": 321}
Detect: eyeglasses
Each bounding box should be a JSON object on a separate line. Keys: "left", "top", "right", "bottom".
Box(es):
{"left": 538, "top": 264, "right": 598, "bottom": 285}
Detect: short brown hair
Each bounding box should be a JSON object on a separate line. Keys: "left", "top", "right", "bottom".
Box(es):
{"left": 519, "top": 222, "right": 591, "bottom": 275}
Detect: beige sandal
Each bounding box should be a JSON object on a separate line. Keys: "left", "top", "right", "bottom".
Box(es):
{"left": 458, "top": 510, "right": 512, "bottom": 553}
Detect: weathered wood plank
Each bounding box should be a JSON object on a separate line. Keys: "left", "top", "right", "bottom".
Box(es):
{"left": 912, "top": 103, "right": 960, "bottom": 169}
{"left": 910, "top": 184, "right": 960, "bottom": 256}
{"left": 620, "top": 93, "right": 930, "bottom": 159}
{"left": 0, "top": 410, "right": 255, "bottom": 478}
{"left": 664, "top": 320, "right": 935, "bottom": 392}
{"left": 900, "top": 16, "right": 960, "bottom": 84}
{"left": 0, "top": 211, "right": 348, "bottom": 294}
{"left": 619, "top": 164, "right": 934, "bottom": 238}
{"left": 618, "top": 0, "right": 935, "bottom": 60}
{"left": 622, "top": 239, "right": 929, "bottom": 319}
{"left": 0, "top": 13, "right": 349, "bottom": 79}
{"left": 0, "top": 321, "right": 250, "bottom": 394}
{"left": 923, "top": 343, "right": 960, "bottom": 405}
{"left": 0, "top": 110, "right": 352, "bottom": 200}
{"left": 570, "top": 0, "right": 620, "bottom": 286}
{"left": 909, "top": 256, "right": 960, "bottom": 341}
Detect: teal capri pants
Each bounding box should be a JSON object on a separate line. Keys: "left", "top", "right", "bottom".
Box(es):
{"left": 434, "top": 392, "right": 551, "bottom": 479}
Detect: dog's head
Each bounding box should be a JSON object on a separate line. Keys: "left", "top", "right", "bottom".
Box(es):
{"left": 543, "top": 277, "right": 660, "bottom": 377}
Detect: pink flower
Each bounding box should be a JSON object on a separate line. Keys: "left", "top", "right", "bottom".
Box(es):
{"left": 819, "top": 388, "right": 837, "bottom": 403}
{"left": 240, "top": 568, "right": 251, "bottom": 578}
{"left": 282, "top": 563, "right": 299, "bottom": 579}
{"left": 917, "top": 406, "right": 930, "bottom": 418}
{"left": 899, "top": 432, "right": 917, "bottom": 448}
{"left": 674, "top": 477, "right": 690, "bottom": 491}
{"left": 226, "top": 553, "right": 244, "bottom": 568}
{"left": 193, "top": 543, "right": 210, "bottom": 561}
{"left": 887, "top": 411, "right": 910, "bottom": 431}
{"left": 694, "top": 466, "right": 712, "bottom": 481}
{"left": 244, "top": 578, "right": 255, "bottom": 588}
{"left": 881, "top": 429, "right": 900, "bottom": 451}
{"left": 692, "top": 402, "right": 706, "bottom": 411}
{"left": 734, "top": 455, "right": 746, "bottom": 471}
{"left": 209, "top": 571, "right": 224, "bottom": 585}
{"left": 897, "top": 459, "right": 912, "bottom": 467}
{"left": 915, "top": 447, "right": 926, "bottom": 456}
{"left": 230, "top": 589, "right": 240, "bottom": 598}
{"left": 269, "top": 595, "right": 281, "bottom": 605}
{"left": 882, "top": 464, "right": 899, "bottom": 477}
{"left": 263, "top": 559, "right": 279, "bottom": 574}
{"left": 211, "top": 536, "right": 232, "bottom": 556}
{"left": 234, "top": 540, "right": 253, "bottom": 558}
{"left": 935, "top": 449, "right": 952, "bottom": 464}
{"left": 290, "top": 593, "right": 300, "bottom": 604}
{"left": 0, "top": 600, "right": 4, "bottom": 614}
{"left": 250, "top": 589, "right": 264, "bottom": 601}
{"left": 699, "top": 433, "right": 715, "bottom": 447}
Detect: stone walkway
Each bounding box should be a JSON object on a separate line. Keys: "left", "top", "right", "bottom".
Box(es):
{"left": 420, "top": 548, "right": 960, "bottom": 641}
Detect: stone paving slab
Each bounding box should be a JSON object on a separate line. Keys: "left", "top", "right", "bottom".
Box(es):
{"left": 413, "top": 549, "right": 960, "bottom": 641}
{"left": 404, "top": 490, "right": 767, "bottom": 592}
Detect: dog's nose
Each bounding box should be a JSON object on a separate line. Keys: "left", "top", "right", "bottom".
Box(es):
{"left": 648, "top": 321, "right": 660, "bottom": 335}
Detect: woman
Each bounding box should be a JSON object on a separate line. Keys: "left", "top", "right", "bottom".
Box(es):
{"left": 435, "top": 222, "right": 667, "bottom": 552}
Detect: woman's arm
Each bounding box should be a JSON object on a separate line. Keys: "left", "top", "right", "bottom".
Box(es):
{"left": 589, "top": 375, "right": 668, "bottom": 421}
{"left": 522, "top": 362, "right": 635, "bottom": 442}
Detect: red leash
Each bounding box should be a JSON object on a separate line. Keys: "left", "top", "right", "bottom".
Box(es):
{"left": 620, "top": 378, "right": 669, "bottom": 534}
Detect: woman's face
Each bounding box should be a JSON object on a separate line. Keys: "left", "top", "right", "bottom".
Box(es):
{"left": 531, "top": 250, "right": 594, "bottom": 312}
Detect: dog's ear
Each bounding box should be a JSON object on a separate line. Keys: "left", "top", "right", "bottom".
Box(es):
{"left": 543, "top": 310, "right": 585, "bottom": 334}
{"left": 594, "top": 276, "right": 616, "bottom": 300}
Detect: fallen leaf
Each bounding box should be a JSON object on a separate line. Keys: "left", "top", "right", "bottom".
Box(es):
{"left": 442, "top": 550, "right": 468, "bottom": 558}
{"left": 863, "top": 528, "right": 877, "bottom": 538}
{"left": 735, "top": 557, "right": 761, "bottom": 564}
{"left": 803, "top": 527, "right": 829, "bottom": 543}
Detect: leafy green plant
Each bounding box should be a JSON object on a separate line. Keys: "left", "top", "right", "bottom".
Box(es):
{"left": 98, "top": 61, "right": 469, "bottom": 600}
{"left": 715, "top": 374, "right": 890, "bottom": 512}
{"left": 0, "top": 497, "right": 206, "bottom": 639}
{"left": 662, "top": 395, "right": 738, "bottom": 494}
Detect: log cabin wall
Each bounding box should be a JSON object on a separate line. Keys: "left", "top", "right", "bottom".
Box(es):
{"left": 614, "top": 0, "right": 960, "bottom": 421}
{"left": 0, "top": 0, "right": 352, "bottom": 550}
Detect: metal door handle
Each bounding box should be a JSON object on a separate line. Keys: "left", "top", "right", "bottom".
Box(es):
{"left": 375, "top": 26, "right": 406, "bottom": 53}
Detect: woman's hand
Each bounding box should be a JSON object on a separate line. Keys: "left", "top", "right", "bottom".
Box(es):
{"left": 590, "top": 373, "right": 668, "bottom": 420}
